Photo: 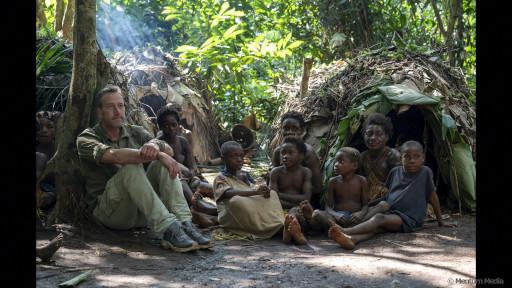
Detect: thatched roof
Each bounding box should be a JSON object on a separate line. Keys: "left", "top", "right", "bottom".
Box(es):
{"left": 270, "top": 47, "right": 475, "bottom": 162}
{"left": 109, "top": 46, "right": 222, "bottom": 163}
{"left": 269, "top": 46, "right": 476, "bottom": 212}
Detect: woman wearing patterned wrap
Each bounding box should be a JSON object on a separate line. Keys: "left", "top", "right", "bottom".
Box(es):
{"left": 359, "top": 113, "right": 401, "bottom": 205}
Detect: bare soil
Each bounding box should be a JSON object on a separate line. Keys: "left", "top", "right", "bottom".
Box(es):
{"left": 36, "top": 214, "right": 475, "bottom": 288}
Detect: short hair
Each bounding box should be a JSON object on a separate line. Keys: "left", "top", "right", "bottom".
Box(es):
{"left": 282, "top": 136, "right": 307, "bottom": 154}
{"left": 362, "top": 113, "right": 393, "bottom": 137}
{"left": 400, "top": 140, "right": 424, "bottom": 153}
{"left": 220, "top": 141, "right": 242, "bottom": 156}
{"left": 95, "top": 85, "right": 122, "bottom": 108}
{"left": 156, "top": 104, "right": 181, "bottom": 127}
{"left": 36, "top": 111, "right": 61, "bottom": 122}
{"left": 338, "top": 147, "right": 361, "bottom": 164}
{"left": 280, "top": 111, "right": 305, "bottom": 128}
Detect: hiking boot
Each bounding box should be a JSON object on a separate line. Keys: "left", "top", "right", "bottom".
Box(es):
{"left": 181, "top": 221, "right": 212, "bottom": 249}
{"left": 161, "top": 221, "right": 198, "bottom": 252}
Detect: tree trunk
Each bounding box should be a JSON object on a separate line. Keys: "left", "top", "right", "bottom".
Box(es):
{"left": 62, "top": 0, "right": 75, "bottom": 42}
{"left": 430, "top": 0, "right": 447, "bottom": 39}
{"left": 48, "top": 0, "right": 97, "bottom": 224}
{"left": 54, "top": 0, "right": 65, "bottom": 33}
{"left": 36, "top": 0, "right": 47, "bottom": 28}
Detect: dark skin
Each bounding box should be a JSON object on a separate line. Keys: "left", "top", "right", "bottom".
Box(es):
{"left": 217, "top": 146, "right": 270, "bottom": 201}
{"left": 331, "top": 147, "right": 455, "bottom": 249}
{"left": 269, "top": 143, "right": 312, "bottom": 209}
{"left": 36, "top": 117, "right": 57, "bottom": 159}
{"left": 158, "top": 114, "right": 196, "bottom": 174}
{"left": 272, "top": 118, "right": 322, "bottom": 204}
{"left": 360, "top": 124, "right": 401, "bottom": 204}
{"left": 328, "top": 152, "right": 368, "bottom": 222}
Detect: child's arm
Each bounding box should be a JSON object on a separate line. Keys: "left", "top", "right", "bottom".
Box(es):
{"left": 183, "top": 137, "right": 197, "bottom": 175}
{"left": 324, "top": 178, "right": 337, "bottom": 214}
{"left": 220, "top": 186, "right": 266, "bottom": 200}
{"left": 301, "top": 168, "right": 313, "bottom": 203}
{"left": 325, "top": 178, "right": 335, "bottom": 209}
{"left": 429, "top": 190, "right": 456, "bottom": 227}
{"left": 351, "top": 177, "right": 369, "bottom": 224}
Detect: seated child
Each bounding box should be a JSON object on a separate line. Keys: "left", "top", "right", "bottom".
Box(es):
{"left": 326, "top": 141, "right": 455, "bottom": 250}
{"left": 156, "top": 105, "right": 217, "bottom": 226}
{"left": 269, "top": 137, "right": 312, "bottom": 245}
{"left": 311, "top": 147, "right": 368, "bottom": 236}
{"left": 36, "top": 112, "right": 61, "bottom": 213}
{"left": 271, "top": 111, "right": 323, "bottom": 209}
{"left": 214, "top": 141, "right": 284, "bottom": 239}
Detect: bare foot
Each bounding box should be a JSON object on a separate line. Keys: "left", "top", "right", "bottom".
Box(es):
{"left": 191, "top": 208, "right": 215, "bottom": 228}
{"left": 283, "top": 214, "right": 293, "bottom": 243}
{"left": 328, "top": 224, "right": 355, "bottom": 250}
{"left": 289, "top": 217, "right": 307, "bottom": 245}
{"left": 299, "top": 200, "right": 314, "bottom": 221}
{"left": 36, "top": 233, "right": 64, "bottom": 261}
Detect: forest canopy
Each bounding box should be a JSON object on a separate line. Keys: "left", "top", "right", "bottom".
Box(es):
{"left": 36, "top": 0, "right": 475, "bottom": 128}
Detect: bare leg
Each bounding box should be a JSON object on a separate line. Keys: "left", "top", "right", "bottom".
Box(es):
{"left": 300, "top": 201, "right": 323, "bottom": 233}
{"left": 191, "top": 192, "right": 217, "bottom": 215}
{"left": 312, "top": 210, "right": 335, "bottom": 231}
{"left": 362, "top": 201, "right": 391, "bottom": 222}
{"left": 328, "top": 223, "right": 386, "bottom": 249}
{"left": 344, "top": 213, "right": 402, "bottom": 236}
{"left": 181, "top": 180, "right": 193, "bottom": 205}
{"left": 191, "top": 208, "right": 217, "bottom": 228}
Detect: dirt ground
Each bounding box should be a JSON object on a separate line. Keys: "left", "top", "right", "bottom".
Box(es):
{"left": 36, "top": 166, "right": 475, "bottom": 287}
{"left": 36, "top": 213, "right": 475, "bottom": 288}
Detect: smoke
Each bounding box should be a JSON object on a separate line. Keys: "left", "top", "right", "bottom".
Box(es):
{"left": 96, "top": 2, "right": 156, "bottom": 52}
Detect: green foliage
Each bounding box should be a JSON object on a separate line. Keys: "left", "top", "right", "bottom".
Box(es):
{"left": 164, "top": 0, "right": 323, "bottom": 128}
{"left": 318, "top": 0, "right": 476, "bottom": 95}
{"left": 36, "top": 38, "right": 73, "bottom": 111}
{"left": 37, "top": 0, "right": 476, "bottom": 121}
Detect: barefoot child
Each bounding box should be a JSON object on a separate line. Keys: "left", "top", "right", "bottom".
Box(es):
{"left": 327, "top": 141, "right": 455, "bottom": 250}
{"left": 214, "top": 141, "right": 284, "bottom": 239}
{"left": 272, "top": 111, "right": 323, "bottom": 208}
{"left": 269, "top": 137, "right": 313, "bottom": 245}
{"left": 312, "top": 147, "right": 368, "bottom": 235}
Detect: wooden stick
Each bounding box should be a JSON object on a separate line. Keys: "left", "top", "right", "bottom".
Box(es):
{"left": 299, "top": 58, "right": 314, "bottom": 98}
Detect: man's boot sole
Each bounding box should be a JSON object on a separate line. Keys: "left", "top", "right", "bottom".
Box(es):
{"left": 160, "top": 240, "right": 199, "bottom": 253}
{"left": 197, "top": 242, "right": 213, "bottom": 249}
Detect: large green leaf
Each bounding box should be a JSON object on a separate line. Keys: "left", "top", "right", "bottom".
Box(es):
{"left": 378, "top": 84, "right": 440, "bottom": 105}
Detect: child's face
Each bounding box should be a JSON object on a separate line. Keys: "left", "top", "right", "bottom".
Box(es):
{"left": 160, "top": 114, "right": 179, "bottom": 138}
{"left": 363, "top": 124, "right": 388, "bottom": 151}
{"left": 281, "top": 118, "right": 303, "bottom": 138}
{"left": 280, "top": 143, "right": 303, "bottom": 168}
{"left": 401, "top": 148, "right": 424, "bottom": 173}
{"left": 222, "top": 146, "right": 244, "bottom": 171}
{"left": 36, "top": 118, "right": 55, "bottom": 145}
{"left": 333, "top": 152, "right": 357, "bottom": 176}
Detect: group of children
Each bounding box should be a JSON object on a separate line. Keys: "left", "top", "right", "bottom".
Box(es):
{"left": 213, "top": 111, "right": 453, "bottom": 249}
{"left": 36, "top": 104, "right": 453, "bottom": 250}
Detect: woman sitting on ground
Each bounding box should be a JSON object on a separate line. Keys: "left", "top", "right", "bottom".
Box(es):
{"left": 155, "top": 105, "right": 217, "bottom": 227}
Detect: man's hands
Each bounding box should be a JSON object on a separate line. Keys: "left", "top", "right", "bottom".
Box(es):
{"left": 157, "top": 152, "right": 181, "bottom": 179}
{"left": 139, "top": 142, "right": 160, "bottom": 161}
